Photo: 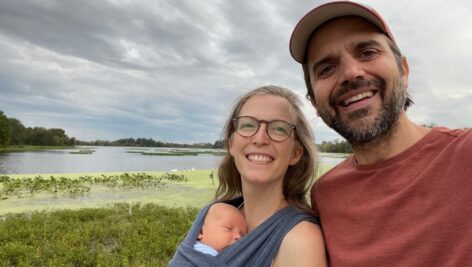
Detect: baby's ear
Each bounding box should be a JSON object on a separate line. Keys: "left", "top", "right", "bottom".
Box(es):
{"left": 197, "top": 225, "right": 205, "bottom": 240}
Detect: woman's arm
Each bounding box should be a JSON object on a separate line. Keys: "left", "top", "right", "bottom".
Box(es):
{"left": 272, "top": 221, "right": 327, "bottom": 267}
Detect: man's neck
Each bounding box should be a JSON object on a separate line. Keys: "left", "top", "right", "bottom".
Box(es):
{"left": 352, "top": 114, "right": 431, "bottom": 165}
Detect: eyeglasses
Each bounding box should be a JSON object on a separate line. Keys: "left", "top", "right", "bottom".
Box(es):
{"left": 232, "top": 116, "right": 296, "bottom": 142}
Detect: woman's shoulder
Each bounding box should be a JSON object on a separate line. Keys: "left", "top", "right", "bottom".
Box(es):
{"left": 284, "top": 221, "right": 324, "bottom": 250}
{"left": 273, "top": 220, "right": 327, "bottom": 267}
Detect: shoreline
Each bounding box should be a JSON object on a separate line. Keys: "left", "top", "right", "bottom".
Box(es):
{"left": 1, "top": 166, "right": 334, "bottom": 215}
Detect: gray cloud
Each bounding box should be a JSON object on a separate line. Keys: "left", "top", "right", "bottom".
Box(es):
{"left": 0, "top": 0, "right": 471, "bottom": 143}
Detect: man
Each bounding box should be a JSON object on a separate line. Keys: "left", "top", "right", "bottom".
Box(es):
{"left": 289, "top": 1, "right": 472, "bottom": 266}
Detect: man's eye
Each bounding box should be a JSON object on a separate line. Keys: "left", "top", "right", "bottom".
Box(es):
{"left": 359, "top": 49, "right": 378, "bottom": 60}
{"left": 316, "top": 64, "right": 335, "bottom": 78}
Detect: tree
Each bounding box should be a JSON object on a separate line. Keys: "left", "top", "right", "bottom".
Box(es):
{"left": 318, "top": 139, "right": 352, "bottom": 153}
{"left": 0, "top": 111, "right": 10, "bottom": 146}
{"left": 8, "top": 118, "right": 26, "bottom": 145}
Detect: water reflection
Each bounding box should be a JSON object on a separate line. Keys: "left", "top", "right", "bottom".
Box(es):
{"left": 0, "top": 146, "right": 346, "bottom": 174}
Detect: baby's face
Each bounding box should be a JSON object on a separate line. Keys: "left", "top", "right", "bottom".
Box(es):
{"left": 198, "top": 203, "right": 247, "bottom": 251}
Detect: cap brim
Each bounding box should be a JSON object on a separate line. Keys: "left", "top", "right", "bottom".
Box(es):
{"left": 290, "top": 1, "right": 394, "bottom": 64}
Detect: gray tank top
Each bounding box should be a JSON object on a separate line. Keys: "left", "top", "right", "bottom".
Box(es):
{"left": 168, "top": 198, "right": 319, "bottom": 267}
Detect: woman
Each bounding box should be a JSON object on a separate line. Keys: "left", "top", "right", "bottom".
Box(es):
{"left": 169, "top": 85, "right": 327, "bottom": 266}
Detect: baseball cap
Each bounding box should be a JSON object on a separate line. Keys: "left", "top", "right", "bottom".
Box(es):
{"left": 290, "top": 1, "right": 396, "bottom": 64}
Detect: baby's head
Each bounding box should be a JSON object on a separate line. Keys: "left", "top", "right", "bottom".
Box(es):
{"left": 198, "top": 202, "right": 247, "bottom": 251}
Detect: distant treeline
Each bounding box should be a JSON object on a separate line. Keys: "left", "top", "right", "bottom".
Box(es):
{"left": 317, "top": 139, "right": 352, "bottom": 153}
{"left": 0, "top": 109, "right": 352, "bottom": 152}
{"left": 0, "top": 110, "right": 75, "bottom": 147}
{"left": 76, "top": 138, "right": 224, "bottom": 149}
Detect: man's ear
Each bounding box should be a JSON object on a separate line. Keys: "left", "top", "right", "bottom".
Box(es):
{"left": 401, "top": 56, "right": 410, "bottom": 88}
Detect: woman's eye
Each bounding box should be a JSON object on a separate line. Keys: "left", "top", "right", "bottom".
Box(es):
{"left": 240, "top": 123, "right": 256, "bottom": 129}
{"left": 273, "top": 127, "right": 287, "bottom": 134}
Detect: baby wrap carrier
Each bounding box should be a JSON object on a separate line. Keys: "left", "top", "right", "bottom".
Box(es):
{"left": 168, "top": 198, "right": 319, "bottom": 267}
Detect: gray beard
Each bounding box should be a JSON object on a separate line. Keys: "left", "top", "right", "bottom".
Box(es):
{"left": 318, "top": 77, "right": 406, "bottom": 146}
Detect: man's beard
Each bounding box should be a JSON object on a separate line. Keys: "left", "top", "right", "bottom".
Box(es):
{"left": 316, "top": 77, "right": 406, "bottom": 146}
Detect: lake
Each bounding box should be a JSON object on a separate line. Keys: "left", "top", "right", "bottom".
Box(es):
{"left": 0, "top": 146, "right": 345, "bottom": 174}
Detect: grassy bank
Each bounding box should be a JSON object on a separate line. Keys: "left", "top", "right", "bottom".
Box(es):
{"left": 0, "top": 166, "right": 335, "bottom": 266}
{"left": 0, "top": 203, "right": 197, "bottom": 266}
{"left": 1, "top": 165, "right": 334, "bottom": 215}
{"left": 0, "top": 170, "right": 217, "bottom": 215}
{"left": 0, "top": 145, "right": 74, "bottom": 153}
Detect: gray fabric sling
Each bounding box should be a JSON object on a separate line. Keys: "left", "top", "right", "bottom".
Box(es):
{"left": 168, "top": 198, "right": 319, "bottom": 267}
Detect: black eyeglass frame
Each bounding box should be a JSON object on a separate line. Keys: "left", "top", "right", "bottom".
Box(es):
{"left": 232, "top": 116, "right": 297, "bottom": 142}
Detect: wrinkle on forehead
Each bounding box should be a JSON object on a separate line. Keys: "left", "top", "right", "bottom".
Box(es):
{"left": 306, "top": 16, "right": 386, "bottom": 64}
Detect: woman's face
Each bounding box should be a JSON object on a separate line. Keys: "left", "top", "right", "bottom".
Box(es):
{"left": 229, "top": 94, "right": 303, "bottom": 186}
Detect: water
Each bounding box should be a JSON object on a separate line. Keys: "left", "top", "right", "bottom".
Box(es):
{"left": 0, "top": 146, "right": 345, "bottom": 174}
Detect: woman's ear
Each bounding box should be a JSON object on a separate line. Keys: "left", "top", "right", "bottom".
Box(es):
{"left": 228, "top": 136, "right": 234, "bottom": 156}
{"left": 289, "top": 143, "right": 303, "bottom": 166}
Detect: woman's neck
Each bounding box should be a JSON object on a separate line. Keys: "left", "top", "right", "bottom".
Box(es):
{"left": 241, "top": 182, "right": 287, "bottom": 232}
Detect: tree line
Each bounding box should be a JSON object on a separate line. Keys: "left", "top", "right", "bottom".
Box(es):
{"left": 76, "top": 138, "right": 224, "bottom": 149}
{"left": 0, "top": 109, "right": 351, "bottom": 152}
{"left": 0, "top": 110, "right": 76, "bottom": 147}
{"left": 317, "top": 139, "right": 352, "bottom": 153}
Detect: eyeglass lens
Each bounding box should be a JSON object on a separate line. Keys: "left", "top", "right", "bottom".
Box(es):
{"left": 235, "top": 116, "right": 294, "bottom": 141}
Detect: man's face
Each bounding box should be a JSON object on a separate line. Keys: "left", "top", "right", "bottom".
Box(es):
{"left": 306, "top": 16, "right": 409, "bottom": 145}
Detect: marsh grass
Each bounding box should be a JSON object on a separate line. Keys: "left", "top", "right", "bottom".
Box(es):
{"left": 0, "top": 170, "right": 216, "bottom": 215}
{"left": 69, "top": 149, "right": 95, "bottom": 154}
{"left": 0, "top": 172, "right": 188, "bottom": 200}
{"left": 141, "top": 151, "right": 199, "bottom": 156}
{"left": 0, "top": 166, "right": 334, "bottom": 265}
{"left": 0, "top": 146, "right": 74, "bottom": 153}
{"left": 0, "top": 203, "right": 198, "bottom": 266}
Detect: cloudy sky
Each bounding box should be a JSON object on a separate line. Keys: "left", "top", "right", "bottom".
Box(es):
{"left": 1, "top": 0, "right": 471, "bottom": 144}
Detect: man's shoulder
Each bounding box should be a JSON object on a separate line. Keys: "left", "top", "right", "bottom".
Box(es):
{"left": 434, "top": 127, "right": 472, "bottom": 137}
{"left": 432, "top": 127, "right": 472, "bottom": 150}
{"left": 315, "top": 156, "right": 353, "bottom": 184}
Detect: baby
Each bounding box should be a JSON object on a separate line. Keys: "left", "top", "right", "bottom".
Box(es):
{"left": 194, "top": 202, "right": 247, "bottom": 256}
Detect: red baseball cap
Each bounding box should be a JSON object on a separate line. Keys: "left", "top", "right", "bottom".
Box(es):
{"left": 290, "top": 1, "right": 396, "bottom": 64}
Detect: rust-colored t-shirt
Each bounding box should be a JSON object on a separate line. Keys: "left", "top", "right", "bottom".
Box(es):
{"left": 312, "top": 128, "right": 472, "bottom": 267}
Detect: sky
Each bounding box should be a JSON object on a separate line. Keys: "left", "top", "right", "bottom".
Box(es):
{"left": 1, "top": 0, "right": 471, "bottom": 144}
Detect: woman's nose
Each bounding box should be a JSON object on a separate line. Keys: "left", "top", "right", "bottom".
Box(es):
{"left": 251, "top": 123, "right": 270, "bottom": 145}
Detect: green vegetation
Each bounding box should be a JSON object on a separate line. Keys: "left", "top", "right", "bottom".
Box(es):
{"left": 142, "top": 151, "right": 199, "bottom": 156}
{"left": 0, "top": 172, "right": 188, "bottom": 200}
{"left": 76, "top": 137, "right": 224, "bottom": 149}
{"left": 0, "top": 170, "right": 216, "bottom": 215}
{"left": 0, "top": 111, "right": 9, "bottom": 147}
{"left": 0, "top": 203, "right": 198, "bottom": 266}
{"left": 318, "top": 139, "right": 352, "bottom": 153}
{"left": 0, "top": 166, "right": 335, "bottom": 265}
{"left": 0, "top": 110, "right": 76, "bottom": 147}
{"left": 69, "top": 149, "right": 96, "bottom": 154}
{"left": 0, "top": 145, "right": 73, "bottom": 153}
{"left": 135, "top": 150, "right": 226, "bottom": 156}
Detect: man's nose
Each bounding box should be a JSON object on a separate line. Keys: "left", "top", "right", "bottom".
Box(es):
{"left": 252, "top": 123, "right": 270, "bottom": 144}
{"left": 339, "top": 56, "right": 366, "bottom": 85}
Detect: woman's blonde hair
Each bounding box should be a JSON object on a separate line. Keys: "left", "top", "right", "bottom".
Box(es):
{"left": 215, "top": 85, "right": 318, "bottom": 212}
